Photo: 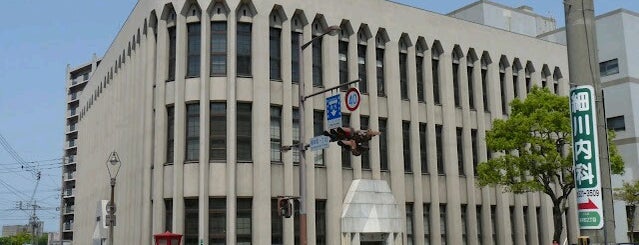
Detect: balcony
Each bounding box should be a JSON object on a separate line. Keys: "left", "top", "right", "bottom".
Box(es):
{"left": 68, "top": 92, "right": 80, "bottom": 102}
{"left": 67, "top": 140, "right": 77, "bottom": 149}
{"left": 63, "top": 221, "right": 73, "bottom": 231}
{"left": 64, "top": 205, "right": 75, "bottom": 214}
{"left": 63, "top": 188, "right": 75, "bottom": 198}
{"left": 66, "top": 155, "right": 76, "bottom": 164}
{"left": 67, "top": 124, "right": 78, "bottom": 133}
{"left": 64, "top": 171, "right": 76, "bottom": 181}
{"left": 67, "top": 109, "right": 78, "bottom": 118}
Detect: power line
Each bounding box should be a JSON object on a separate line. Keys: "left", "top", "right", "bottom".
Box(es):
{"left": 0, "top": 157, "right": 62, "bottom": 166}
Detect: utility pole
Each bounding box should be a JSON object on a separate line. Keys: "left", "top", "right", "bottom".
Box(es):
{"left": 564, "top": 0, "right": 615, "bottom": 244}
{"left": 17, "top": 201, "right": 41, "bottom": 245}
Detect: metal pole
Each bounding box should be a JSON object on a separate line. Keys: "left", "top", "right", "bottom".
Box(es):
{"left": 298, "top": 30, "right": 309, "bottom": 245}
{"left": 108, "top": 178, "right": 115, "bottom": 245}
{"left": 564, "top": 0, "right": 615, "bottom": 244}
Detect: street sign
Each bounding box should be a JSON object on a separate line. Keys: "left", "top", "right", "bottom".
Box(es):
{"left": 326, "top": 94, "right": 342, "bottom": 129}
{"left": 570, "top": 85, "right": 603, "bottom": 230}
{"left": 309, "top": 135, "right": 330, "bottom": 151}
{"left": 345, "top": 88, "right": 361, "bottom": 111}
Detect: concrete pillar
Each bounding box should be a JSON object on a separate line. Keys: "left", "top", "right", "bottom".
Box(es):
{"left": 172, "top": 10, "right": 187, "bottom": 236}
{"left": 365, "top": 28, "right": 381, "bottom": 180}
{"left": 226, "top": 9, "right": 238, "bottom": 245}
{"left": 198, "top": 9, "right": 211, "bottom": 245}
{"left": 152, "top": 16, "right": 168, "bottom": 236}
{"left": 407, "top": 42, "right": 425, "bottom": 245}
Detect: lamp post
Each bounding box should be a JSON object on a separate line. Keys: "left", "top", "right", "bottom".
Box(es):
{"left": 297, "top": 25, "right": 340, "bottom": 245}
{"left": 105, "top": 151, "right": 122, "bottom": 245}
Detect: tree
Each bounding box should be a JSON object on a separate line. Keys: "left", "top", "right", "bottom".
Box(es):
{"left": 614, "top": 180, "right": 639, "bottom": 242}
{"left": 477, "top": 87, "right": 624, "bottom": 242}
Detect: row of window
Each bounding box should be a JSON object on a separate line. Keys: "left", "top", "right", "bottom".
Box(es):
{"left": 167, "top": 198, "right": 544, "bottom": 245}
{"left": 166, "top": 103, "right": 487, "bottom": 177}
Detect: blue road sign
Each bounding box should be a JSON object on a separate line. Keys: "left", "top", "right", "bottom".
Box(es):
{"left": 326, "top": 94, "right": 342, "bottom": 129}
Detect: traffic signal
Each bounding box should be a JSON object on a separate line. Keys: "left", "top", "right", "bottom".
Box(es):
{"left": 277, "top": 197, "right": 293, "bottom": 218}
{"left": 323, "top": 127, "right": 354, "bottom": 142}
{"left": 577, "top": 236, "right": 590, "bottom": 245}
{"left": 333, "top": 128, "right": 380, "bottom": 156}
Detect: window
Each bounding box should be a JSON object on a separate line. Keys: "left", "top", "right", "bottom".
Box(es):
{"left": 523, "top": 206, "right": 530, "bottom": 244}
{"left": 186, "top": 104, "right": 200, "bottom": 161}
{"left": 312, "top": 37, "right": 323, "bottom": 87}
{"left": 453, "top": 60, "right": 460, "bottom": 107}
{"left": 424, "top": 204, "right": 431, "bottom": 245}
{"left": 168, "top": 26, "right": 176, "bottom": 81}
{"left": 471, "top": 129, "right": 478, "bottom": 176}
{"left": 510, "top": 206, "right": 516, "bottom": 244}
{"left": 271, "top": 106, "right": 282, "bottom": 162}
{"left": 342, "top": 115, "right": 351, "bottom": 168}
{"left": 237, "top": 22, "right": 252, "bottom": 76}
{"left": 491, "top": 205, "right": 498, "bottom": 244}
{"left": 457, "top": 127, "right": 464, "bottom": 176}
{"left": 440, "top": 204, "right": 447, "bottom": 245}
{"left": 361, "top": 116, "right": 370, "bottom": 169}
{"left": 185, "top": 199, "right": 199, "bottom": 245}
{"left": 420, "top": 123, "right": 428, "bottom": 174}
{"left": 607, "top": 116, "right": 625, "bottom": 131}
{"left": 436, "top": 125, "right": 444, "bottom": 175}
{"left": 403, "top": 121, "right": 411, "bottom": 172}
{"left": 316, "top": 200, "right": 326, "bottom": 245}
{"left": 481, "top": 67, "right": 489, "bottom": 112}
{"left": 210, "top": 198, "right": 226, "bottom": 244}
{"left": 525, "top": 69, "right": 532, "bottom": 93}
{"left": 292, "top": 109, "right": 300, "bottom": 163}
{"left": 467, "top": 64, "right": 475, "bottom": 109}
{"left": 237, "top": 103, "right": 252, "bottom": 162}
{"left": 512, "top": 71, "right": 519, "bottom": 98}
{"left": 400, "top": 53, "right": 408, "bottom": 100}
{"left": 417, "top": 55, "right": 425, "bottom": 102}
{"left": 269, "top": 27, "right": 282, "bottom": 80}
{"left": 432, "top": 57, "right": 441, "bottom": 104}
{"left": 210, "top": 21, "right": 227, "bottom": 76}
{"left": 476, "top": 206, "right": 482, "bottom": 245}
{"left": 165, "top": 199, "right": 173, "bottom": 232}
{"left": 600, "top": 58, "right": 619, "bottom": 76}
{"left": 536, "top": 207, "right": 543, "bottom": 245}
{"left": 313, "top": 111, "right": 325, "bottom": 165}
{"left": 462, "top": 205, "right": 468, "bottom": 245}
{"left": 379, "top": 118, "right": 388, "bottom": 170}
{"left": 271, "top": 199, "right": 283, "bottom": 245}
{"left": 499, "top": 68, "right": 507, "bottom": 114}
{"left": 358, "top": 44, "right": 367, "bottom": 93}
{"left": 376, "top": 48, "right": 385, "bottom": 97}
{"left": 210, "top": 103, "right": 226, "bottom": 161}
{"left": 339, "top": 41, "right": 349, "bottom": 88}
{"left": 237, "top": 198, "right": 252, "bottom": 244}
{"left": 291, "top": 32, "right": 301, "bottom": 83}
{"left": 167, "top": 106, "right": 174, "bottom": 163}
{"left": 406, "top": 203, "right": 415, "bottom": 245}
{"left": 187, "top": 23, "right": 201, "bottom": 77}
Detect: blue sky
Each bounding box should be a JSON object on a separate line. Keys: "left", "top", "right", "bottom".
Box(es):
{"left": 0, "top": 0, "right": 637, "bottom": 233}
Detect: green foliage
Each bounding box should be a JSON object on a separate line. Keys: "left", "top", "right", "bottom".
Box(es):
{"left": 0, "top": 232, "right": 48, "bottom": 245}
{"left": 615, "top": 180, "right": 639, "bottom": 206}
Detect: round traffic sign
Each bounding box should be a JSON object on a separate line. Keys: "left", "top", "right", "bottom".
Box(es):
{"left": 345, "top": 88, "right": 361, "bottom": 111}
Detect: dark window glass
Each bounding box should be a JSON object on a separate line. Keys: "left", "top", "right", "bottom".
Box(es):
{"left": 481, "top": 68, "right": 489, "bottom": 112}
{"left": 312, "top": 37, "right": 323, "bottom": 87}
{"left": 211, "top": 21, "right": 227, "bottom": 76}
{"left": 271, "top": 199, "right": 283, "bottom": 245}
{"left": 403, "top": 121, "right": 411, "bottom": 172}
{"left": 292, "top": 109, "right": 300, "bottom": 163}
{"left": 526, "top": 76, "right": 531, "bottom": 93}
{"left": 453, "top": 63, "right": 460, "bottom": 107}
{"left": 168, "top": 26, "right": 176, "bottom": 81}
{"left": 542, "top": 78, "right": 547, "bottom": 89}
{"left": 379, "top": 118, "right": 388, "bottom": 170}
{"left": 467, "top": 65, "right": 475, "bottom": 109}
{"left": 406, "top": 203, "right": 415, "bottom": 245}
{"left": 476, "top": 205, "right": 482, "bottom": 245}
{"left": 313, "top": 111, "right": 324, "bottom": 165}
{"left": 471, "top": 129, "right": 478, "bottom": 176}
{"left": 510, "top": 206, "right": 516, "bottom": 244}
{"left": 457, "top": 127, "right": 464, "bottom": 176}
{"left": 237, "top": 198, "right": 252, "bottom": 244}
{"left": 462, "top": 204, "right": 468, "bottom": 245}
{"left": 358, "top": 44, "right": 367, "bottom": 93}
{"left": 236, "top": 22, "right": 252, "bottom": 76}
{"left": 167, "top": 106, "right": 175, "bottom": 163}
{"left": 436, "top": 125, "right": 444, "bottom": 175}
{"left": 187, "top": 23, "right": 201, "bottom": 77}
{"left": 400, "top": 53, "right": 409, "bottom": 100}
{"left": 186, "top": 104, "right": 200, "bottom": 161}
{"left": 237, "top": 103, "right": 252, "bottom": 162}
{"left": 513, "top": 73, "right": 519, "bottom": 98}
{"left": 291, "top": 32, "right": 301, "bottom": 83}
{"left": 419, "top": 123, "right": 428, "bottom": 174}
{"left": 417, "top": 56, "right": 425, "bottom": 102}
{"left": 165, "top": 199, "right": 173, "bottom": 232}
{"left": 376, "top": 48, "right": 385, "bottom": 97}
{"left": 342, "top": 115, "right": 351, "bottom": 168}
{"left": 600, "top": 58, "right": 619, "bottom": 76}
{"left": 210, "top": 103, "right": 227, "bottom": 161}
{"left": 270, "top": 27, "right": 282, "bottom": 80}
{"left": 271, "top": 106, "right": 282, "bottom": 162}
{"left": 424, "top": 204, "right": 431, "bottom": 244}
{"left": 491, "top": 205, "right": 498, "bottom": 244}
{"left": 440, "top": 204, "right": 447, "bottom": 245}
{"left": 433, "top": 58, "right": 441, "bottom": 104}
{"left": 500, "top": 71, "right": 507, "bottom": 114}
{"left": 210, "top": 198, "right": 226, "bottom": 244}
{"left": 523, "top": 206, "right": 529, "bottom": 244}
{"left": 339, "top": 41, "right": 349, "bottom": 89}
{"left": 185, "top": 199, "right": 198, "bottom": 244}
{"left": 316, "top": 200, "right": 326, "bottom": 245}
{"left": 361, "top": 116, "right": 370, "bottom": 169}
{"left": 607, "top": 116, "right": 625, "bottom": 131}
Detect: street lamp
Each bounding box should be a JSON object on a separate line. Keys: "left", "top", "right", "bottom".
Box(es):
{"left": 297, "top": 25, "right": 340, "bottom": 245}
{"left": 105, "top": 151, "right": 121, "bottom": 245}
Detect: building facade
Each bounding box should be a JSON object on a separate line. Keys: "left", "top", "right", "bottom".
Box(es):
{"left": 70, "top": 0, "right": 571, "bottom": 244}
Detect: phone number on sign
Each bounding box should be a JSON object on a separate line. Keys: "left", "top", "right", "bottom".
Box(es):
{"left": 577, "top": 189, "right": 600, "bottom": 197}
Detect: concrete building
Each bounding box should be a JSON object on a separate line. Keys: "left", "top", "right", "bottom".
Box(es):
{"left": 539, "top": 8, "right": 639, "bottom": 243}
{"left": 62, "top": 55, "right": 100, "bottom": 244}
{"left": 2, "top": 222, "right": 44, "bottom": 237}
{"left": 69, "top": 0, "right": 571, "bottom": 244}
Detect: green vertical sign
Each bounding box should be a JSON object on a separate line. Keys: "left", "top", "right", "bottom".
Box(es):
{"left": 570, "top": 85, "right": 603, "bottom": 230}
